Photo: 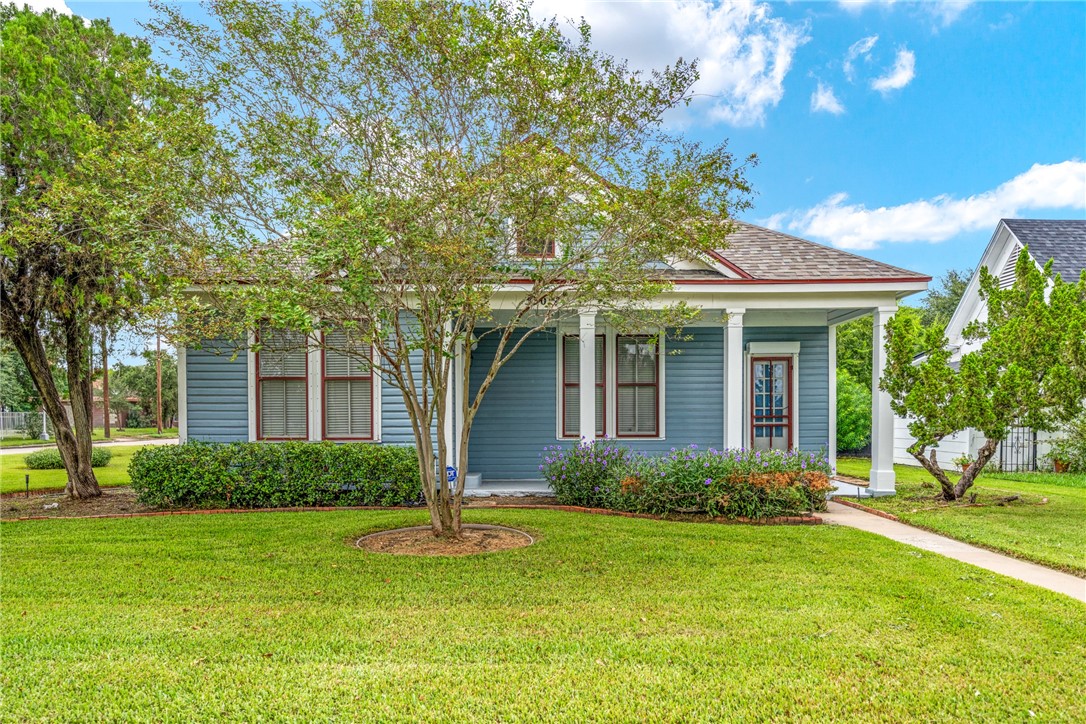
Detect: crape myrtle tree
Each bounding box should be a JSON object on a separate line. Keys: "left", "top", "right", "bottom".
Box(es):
{"left": 151, "top": 0, "right": 754, "bottom": 537}
{"left": 882, "top": 249, "right": 1086, "bottom": 501}
{"left": 0, "top": 7, "right": 226, "bottom": 497}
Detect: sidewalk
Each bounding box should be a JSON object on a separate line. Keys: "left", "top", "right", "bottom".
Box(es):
{"left": 823, "top": 501, "right": 1086, "bottom": 602}
{"left": 0, "top": 438, "right": 178, "bottom": 456}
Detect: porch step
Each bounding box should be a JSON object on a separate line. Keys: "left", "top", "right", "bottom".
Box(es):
{"left": 463, "top": 480, "right": 554, "bottom": 498}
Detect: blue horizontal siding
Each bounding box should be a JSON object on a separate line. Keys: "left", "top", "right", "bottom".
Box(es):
{"left": 743, "top": 326, "right": 830, "bottom": 452}
{"left": 468, "top": 329, "right": 558, "bottom": 480}
{"left": 186, "top": 341, "right": 248, "bottom": 442}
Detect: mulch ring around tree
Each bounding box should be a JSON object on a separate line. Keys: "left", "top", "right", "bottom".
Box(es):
{"left": 354, "top": 524, "right": 534, "bottom": 556}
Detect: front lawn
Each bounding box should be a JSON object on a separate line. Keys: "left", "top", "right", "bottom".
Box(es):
{"left": 2, "top": 510, "right": 1084, "bottom": 720}
{"left": 0, "top": 427, "right": 178, "bottom": 449}
{"left": 0, "top": 445, "right": 146, "bottom": 494}
{"left": 837, "top": 458, "right": 1086, "bottom": 575}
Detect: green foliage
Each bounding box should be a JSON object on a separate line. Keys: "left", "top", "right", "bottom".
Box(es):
{"left": 835, "top": 368, "right": 871, "bottom": 453}
{"left": 150, "top": 0, "right": 754, "bottom": 532}
{"left": 1049, "top": 413, "right": 1086, "bottom": 473}
{"left": 111, "top": 351, "right": 178, "bottom": 424}
{"left": 882, "top": 249, "right": 1086, "bottom": 499}
{"left": 836, "top": 318, "right": 874, "bottom": 391}
{"left": 0, "top": 6, "right": 228, "bottom": 496}
{"left": 25, "top": 447, "right": 111, "bottom": 469}
{"left": 921, "top": 268, "right": 972, "bottom": 327}
{"left": 540, "top": 442, "right": 832, "bottom": 518}
{"left": 129, "top": 442, "right": 421, "bottom": 509}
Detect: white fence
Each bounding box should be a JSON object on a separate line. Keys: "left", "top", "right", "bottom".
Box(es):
{"left": 0, "top": 411, "right": 52, "bottom": 439}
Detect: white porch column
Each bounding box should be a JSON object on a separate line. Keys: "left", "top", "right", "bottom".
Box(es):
{"left": 870, "top": 306, "right": 897, "bottom": 495}
{"left": 827, "top": 324, "right": 836, "bottom": 474}
{"left": 578, "top": 310, "right": 597, "bottom": 444}
{"left": 725, "top": 309, "right": 745, "bottom": 449}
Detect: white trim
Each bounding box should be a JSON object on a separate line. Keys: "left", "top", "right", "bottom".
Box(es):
{"left": 724, "top": 309, "right": 745, "bottom": 449}
{"left": 246, "top": 330, "right": 257, "bottom": 442}
{"left": 177, "top": 346, "right": 188, "bottom": 443}
{"left": 578, "top": 311, "right": 597, "bottom": 443}
{"left": 307, "top": 335, "right": 321, "bottom": 442}
{"left": 870, "top": 306, "right": 897, "bottom": 493}
{"left": 827, "top": 324, "right": 837, "bottom": 474}
{"left": 747, "top": 341, "right": 801, "bottom": 355}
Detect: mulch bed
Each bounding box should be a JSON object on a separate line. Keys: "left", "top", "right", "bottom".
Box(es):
{"left": 355, "top": 524, "right": 534, "bottom": 556}
{"left": 1, "top": 486, "right": 822, "bottom": 526}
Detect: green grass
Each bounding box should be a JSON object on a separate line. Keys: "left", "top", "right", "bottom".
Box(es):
{"left": 0, "top": 445, "right": 147, "bottom": 494}
{"left": 0, "top": 427, "right": 177, "bottom": 448}
{"left": 2, "top": 510, "right": 1083, "bottom": 721}
{"left": 837, "top": 458, "right": 1086, "bottom": 575}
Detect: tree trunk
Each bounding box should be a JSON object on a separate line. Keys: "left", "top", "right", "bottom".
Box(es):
{"left": 910, "top": 446, "right": 957, "bottom": 501}
{"left": 0, "top": 313, "right": 101, "bottom": 498}
{"left": 62, "top": 320, "right": 101, "bottom": 498}
{"left": 952, "top": 437, "right": 999, "bottom": 500}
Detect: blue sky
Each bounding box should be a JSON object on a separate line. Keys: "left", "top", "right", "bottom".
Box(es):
{"left": 42, "top": 0, "right": 1086, "bottom": 285}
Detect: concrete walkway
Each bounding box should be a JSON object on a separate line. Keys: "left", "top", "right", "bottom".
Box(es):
{"left": 0, "top": 438, "right": 179, "bottom": 456}
{"left": 823, "top": 501, "right": 1086, "bottom": 602}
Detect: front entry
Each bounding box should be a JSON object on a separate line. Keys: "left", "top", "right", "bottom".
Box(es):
{"left": 751, "top": 357, "right": 793, "bottom": 451}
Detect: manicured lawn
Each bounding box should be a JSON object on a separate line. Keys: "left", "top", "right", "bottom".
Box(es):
{"left": 2, "top": 510, "right": 1084, "bottom": 721}
{"left": 837, "top": 458, "right": 1086, "bottom": 575}
{"left": 0, "top": 445, "right": 146, "bottom": 494}
{"left": 0, "top": 427, "right": 177, "bottom": 448}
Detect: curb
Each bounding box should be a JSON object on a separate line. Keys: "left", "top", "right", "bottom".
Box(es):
{"left": 832, "top": 498, "right": 901, "bottom": 521}
{"left": 4, "top": 502, "right": 822, "bottom": 526}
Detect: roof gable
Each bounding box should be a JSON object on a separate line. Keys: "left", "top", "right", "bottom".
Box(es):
{"left": 1002, "top": 219, "right": 1086, "bottom": 281}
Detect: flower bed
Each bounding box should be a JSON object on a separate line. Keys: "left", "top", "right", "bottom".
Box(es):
{"left": 540, "top": 442, "right": 832, "bottom": 519}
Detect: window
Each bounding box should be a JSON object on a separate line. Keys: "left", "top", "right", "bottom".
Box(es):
{"left": 561, "top": 335, "right": 605, "bottom": 437}
{"left": 322, "top": 329, "right": 373, "bottom": 440}
{"left": 257, "top": 329, "right": 308, "bottom": 439}
{"left": 616, "top": 335, "right": 659, "bottom": 438}
{"left": 750, "top": 357, "right": 792, "bottom": 451}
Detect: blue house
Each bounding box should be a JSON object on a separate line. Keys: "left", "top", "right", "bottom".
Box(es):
{"left": 178, "top": 222, "right": 929, "bottom": 496}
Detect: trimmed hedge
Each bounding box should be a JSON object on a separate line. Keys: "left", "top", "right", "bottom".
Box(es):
{"left": 540, "top": 442, "right": 832, "bottom": 518}
{"left": 25, "top": 447, "right": 112, "bottom": 470}
{"left": 129, "top": 441, "right": 422, "bottom": 508}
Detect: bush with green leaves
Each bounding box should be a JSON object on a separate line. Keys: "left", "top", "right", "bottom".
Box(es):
{"left": 836, "top": 368, "right": 871, "bottom": 453}
{"left": 129, "top": 442, "right": 421, "bottom": 508}
{"left": 1050, "top": 414, "right": 1086, "bottom": 473}
{"left": 25, "top": 447, "right": 111, "bottom": 469}
{"left": 540, "top": 442, "right": 832, "bottom": 518}
{"left": 20, "top": 411, "right": 44, "bottom": 440}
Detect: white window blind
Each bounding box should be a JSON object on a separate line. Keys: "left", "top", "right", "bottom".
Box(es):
{"left": 323, "top": 328, "right": 373, "bottom": 439}
{"left": 258, "top": 329, "right": 308, "bottom": 439}
{"left": 616, "top": 336, "right": 658, "bottom": 437}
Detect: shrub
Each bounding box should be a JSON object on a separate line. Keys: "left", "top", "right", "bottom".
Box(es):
{"left": 539, "top": 442, "right": 631, "bottom": 508}
{"left": 836, "top": 369, "right": 871, "bottom": 453}
{"left": 129, "top": 441, "right": 421, "bottom": 508}
{"left": 541, "top": 442, "right": 832, "bottom": 518}
{"left": 25, "top": 447, "right": 112, "bottom": 469}
{"left": 1050, "top": 413, "right": 1086, "bottom": 473}
{"left": 21, "top": 411, "right": 44, "bottom": 440}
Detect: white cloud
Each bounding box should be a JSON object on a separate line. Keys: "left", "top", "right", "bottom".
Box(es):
{"left": 810, "top": 82, "right": 845, "bottom": 115}
{"left": 843, "top": 34, "right": 879, "bottom": 81}
{"left": 871, "top": 48, "right": 916, "bottom": 93}
{"left": 838, "top": 1, "right": 974, "bottom": 27}
{"left": 531, "top": 0, "right": 809, "bottom": 127}
{"left": 19, "top": 0, "right": 77, "bottom": 14}
{"left": 763, "top": 161, "right": 1086, "bottom": 250}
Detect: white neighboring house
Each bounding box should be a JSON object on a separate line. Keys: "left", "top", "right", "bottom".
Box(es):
{"left": 893, "top": 218, "right": 1086, "bottom": 472}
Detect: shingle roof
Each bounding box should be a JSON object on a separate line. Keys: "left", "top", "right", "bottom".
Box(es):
{"left": 1002, "top": 219, "right": 1086, "bottom": 281}
{"left": 713, "top": 221, "right": 930, "bottom": 282}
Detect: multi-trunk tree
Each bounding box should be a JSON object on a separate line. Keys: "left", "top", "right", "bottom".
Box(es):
{"left": 152, "top": 0, "right": 754, "bottom": 536}
{"left": 882, "top": 249, "right": 1086, "bottom": 501}
{"left": 0, "top": 8, "right": 224, "bottom": 497}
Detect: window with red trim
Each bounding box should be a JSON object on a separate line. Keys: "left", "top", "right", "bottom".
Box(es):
{"left": 322, "top": 329, "right": 373, "bottom": 440}
{"left": 750, "top": 357, "right": 792, "bottom": 451}
{"left": 257, "top": 328, "right": 308, "bottom": 439}
{"left": 561, "top": 335, "right": 604, "bottom": 437}
{"left": 616, "top": 335, "right": 659, "bottom": 437}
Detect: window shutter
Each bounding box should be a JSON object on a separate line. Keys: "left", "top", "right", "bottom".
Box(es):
{"left": 616, "top": 336, "right": 658, "bottom": 436}
{"left": 260, "top": 330, "right": 307, "bottom": 376}
{"left": 324, "top": 329, "right": 370, "bottom": 377}
{"left": 260, "top": 379, "right": 307, "bottom": 438}
{"left": 322, "top": 327, "right": 373, "bottom": 439}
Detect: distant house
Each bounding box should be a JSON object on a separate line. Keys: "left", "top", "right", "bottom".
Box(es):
{"left": 179, "top": 221, "right": 930, "bottom": 496}
{"left": 893, "top": 218, "right": 1086, "bottom": 472}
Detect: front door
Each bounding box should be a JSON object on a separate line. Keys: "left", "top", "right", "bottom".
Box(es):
{"left": 751, "top": 357, "right": 793, "bottom": 451}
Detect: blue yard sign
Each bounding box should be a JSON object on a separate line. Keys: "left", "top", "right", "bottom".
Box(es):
{"left": 446, "top": 466, "right": 457, "bottom": 484}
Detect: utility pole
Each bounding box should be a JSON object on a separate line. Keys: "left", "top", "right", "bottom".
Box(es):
{"left": 156, "top": 335, "right": 163, "bottom": 434}
{"left": 101, "top": 329, "right": 110, "bottom": 439}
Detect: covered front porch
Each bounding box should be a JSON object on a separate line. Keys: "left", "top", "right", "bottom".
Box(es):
{"left": 451, "top": 298, "right": 902, "bottom": 497}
